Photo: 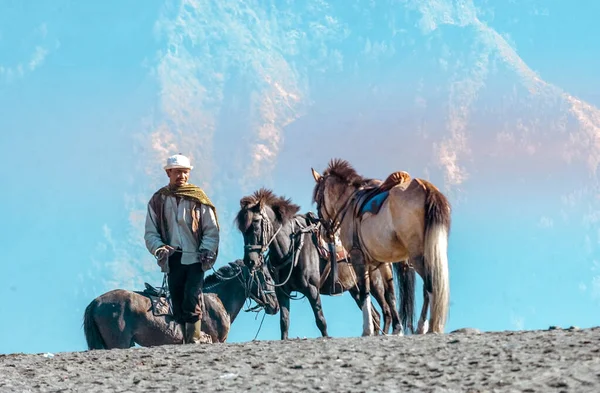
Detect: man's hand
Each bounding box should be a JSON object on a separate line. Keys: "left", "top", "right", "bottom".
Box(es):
{"left": 155, "top": 245, "right": 175, "bottom": 273}
{"left": 155, "top": 245, "right": 175, "bottom": 258}
{"left": 198, "top": 249, "right": 217, "bottom": 272}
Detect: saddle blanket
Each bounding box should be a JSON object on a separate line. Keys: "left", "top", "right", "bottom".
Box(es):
{"left": 359, "top": 191, "right": 390, "bottom": 216}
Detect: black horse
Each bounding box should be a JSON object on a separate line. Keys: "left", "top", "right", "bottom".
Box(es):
{"left": 235, "top": 188, "right": 413, "bottom": 339}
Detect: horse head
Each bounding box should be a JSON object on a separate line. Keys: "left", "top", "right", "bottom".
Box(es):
{"left": 241, "top": 259, "right": 279, "bottom": 315}
{"left": 235, "top": 187, "right": 300, "bottom": 269}
{"left": 311, "top": 158, "right": 368, "bottom": 240}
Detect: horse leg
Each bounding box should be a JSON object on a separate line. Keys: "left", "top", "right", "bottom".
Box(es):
{"left": 417, "top": 285, "right": 430, "bottom": 334}
{"left": 410, "top": 256, "right": 430, "bottom": 334}
{"left": 369, "top": 267, "right": 392, "bottom": 335}
{"left": 304, "top": 283, "right": 329, "bottom": 337}
{"left": 380, "top": 264, "right": 403, "bottom": 336}
{"left": 276, "top": 287, "right": 291, "bottom": 340}
{"left": 95, "top": 315, "right": 135, "bottom": 349}
{"left": 393, "top": 261, "right": 416, "bottom": 335}
{"left": 348, "top": 286, "right": 382, "bottom": 334}
{"left": 350, "top": 250, "right": 374, "bottom": 336}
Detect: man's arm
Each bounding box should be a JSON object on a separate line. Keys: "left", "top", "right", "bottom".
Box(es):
{"left": 198, "top": 205, "right": 219, "bottom": 254}
{"left": 144, "top": 203, "right": 166, "bottom": 256}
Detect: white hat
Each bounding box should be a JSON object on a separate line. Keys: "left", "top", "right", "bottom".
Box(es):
{"left": 164, "top": 154, "right": 193, "bottom": 170}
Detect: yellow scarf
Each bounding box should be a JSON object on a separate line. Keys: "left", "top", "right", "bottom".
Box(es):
{"left": 149, "top": 184, "right": 220, "bottom": 250}
{"left": 156, "top": 184, "right": 219, "bottom": 229}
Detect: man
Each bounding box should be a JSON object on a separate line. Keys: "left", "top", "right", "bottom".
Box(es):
{"left": 144, "top": 153, "right": 219, "bottom": 344}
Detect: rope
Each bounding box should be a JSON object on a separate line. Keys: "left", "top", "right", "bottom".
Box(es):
{"left": 252, "top": 311, "right": 267, "bottom": 341}
{"left": 270, "top": 221, "right": 299, "bottom": 288}
{"left": 155, "top": 249, "right": 239, "bottom": 281}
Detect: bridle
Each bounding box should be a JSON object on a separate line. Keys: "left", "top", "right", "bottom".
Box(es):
{"left": 243, "top": 208, "right": 283, "bottom": 268}
{"left": 242, "top": 206, "right": 319, "bottom": 290}
{"left": 314, "top": 175, "right": 358, "bottom": 241}
{"left": 239, "top": 263, "right": 276, "bottom": 312}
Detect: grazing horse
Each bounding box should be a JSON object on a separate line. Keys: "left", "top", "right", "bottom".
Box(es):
{"left": 311, "top": 159, "right": 451, "bottom": 335}
{"left": 83, "top": 260, "right": 279, "bottom": 349}
{"left": 235, "top": 188, "right": 409, "bottom": 339}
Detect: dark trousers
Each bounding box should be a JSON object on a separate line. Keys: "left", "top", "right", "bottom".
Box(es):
{"left": 168, "top": 252, "right": 205, "bottom": 324}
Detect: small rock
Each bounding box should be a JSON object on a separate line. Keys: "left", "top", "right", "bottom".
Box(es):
{"left": 450, "top": 328, "right": 481, "bottom": 335}
{"left": 568, "top": 326, "right": 580, "bottom": 331}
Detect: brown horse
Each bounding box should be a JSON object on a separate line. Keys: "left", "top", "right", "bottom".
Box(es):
{"left": 235, "top": 188, "right": 410, "bottom": 339}
{"left": 312, "top": 159, "right": 451, "bottom": 335}
{"left": 83, "top": 259, "right": 279, "bottom": 349}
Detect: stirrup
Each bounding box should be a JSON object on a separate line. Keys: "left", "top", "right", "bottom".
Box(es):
{"left": 329, "top": 281, "right": 344, "bottom": 296}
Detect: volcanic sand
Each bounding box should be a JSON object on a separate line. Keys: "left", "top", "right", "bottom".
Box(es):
{"left": 1, "top": 326, "right": 599, "bottom": 392}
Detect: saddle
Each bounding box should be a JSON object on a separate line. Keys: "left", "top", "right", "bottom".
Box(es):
{"left": 136, "top": 283, "right": 173, "bottom": 317}
{"left": 355, "top": 171, "right": 411, "bottom": 217}
{"left": 315, "top": 227, "right": 348, "bottom": 295}
{"left": 316, "top": 229, "right": 347, "bottom": 262}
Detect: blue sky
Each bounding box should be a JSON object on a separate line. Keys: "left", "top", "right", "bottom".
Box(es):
{"left": 1, "top": 0, "right": 599, "bottom": 355}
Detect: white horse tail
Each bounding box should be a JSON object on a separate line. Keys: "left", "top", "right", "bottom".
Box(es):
{"left": 421, "top": 180, "right": 451, "bottom": 333}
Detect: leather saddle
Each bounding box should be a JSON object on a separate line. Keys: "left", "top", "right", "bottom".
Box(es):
{"left": 134, "top": 283, "right": 172, "bottom": 317}
{"left": 355, "top": 171, "right": 411, "bottom": 217}
{"left": 317, "top": 232, "right": 347, "bottom": 262}
{"left": 142, "top": 282, "right": 165, "bottom": 297}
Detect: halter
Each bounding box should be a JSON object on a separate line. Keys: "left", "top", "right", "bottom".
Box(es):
{"left": 242, "top": 208, "right": 320, "bottom": 290}
{"left": 201, "top": 262, "right": 275, "bottom": 311}
{"left": 314, "top": 175, "right": 357, "bottom": 241}
{"left": 243, "top": 208, "right": 283, "bottom": 267}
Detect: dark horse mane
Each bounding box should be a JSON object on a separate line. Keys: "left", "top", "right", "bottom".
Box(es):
{"left": 312, "top": 158, "right": 373, "bottom": 203}
{"left": 235, "top": 187, "right": 301, "bottom": 232}
{"left": 203, "top": 259, "right": 245, "bottom": 288}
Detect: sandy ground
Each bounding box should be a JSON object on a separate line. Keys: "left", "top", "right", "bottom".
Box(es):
{"left": 1, "top": 326, "right": 599, "bottom": 393}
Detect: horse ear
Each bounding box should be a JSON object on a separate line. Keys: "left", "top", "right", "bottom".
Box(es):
{"left": 311, "top": 168, "right": 322, "bottom": 182}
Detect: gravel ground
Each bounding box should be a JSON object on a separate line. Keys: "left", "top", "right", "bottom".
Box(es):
{"left": 1, "top": 326, "right": 599, "bottom": 392}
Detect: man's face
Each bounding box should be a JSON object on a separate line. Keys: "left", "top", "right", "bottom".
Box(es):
{"left": 166, "top": 168, "right": 190, "bottom": 188}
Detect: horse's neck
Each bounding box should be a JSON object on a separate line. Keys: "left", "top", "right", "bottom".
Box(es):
{"left": 212, "top": 273, "right": 247, "bottom": 322}
{"left": 269, "top": 216, "right": 303, "bottom": 263}
{"left": 335, "top": 187, "right": 360, "bottom": 216}
{"left": 319, "top": 188, "right": 357, "bottom": 253}
{"left": 270, "top": 215, "right": 320, "bottom": 265}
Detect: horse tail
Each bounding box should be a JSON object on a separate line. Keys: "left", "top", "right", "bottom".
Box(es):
{"left": 421, "top": 180, "right": 451, "bottom": 333}
{"left": 83, "top": 299, "right": 106, "bottom": 350}
{"left": 393, "top": 262, "right": 415, "bottom": 334}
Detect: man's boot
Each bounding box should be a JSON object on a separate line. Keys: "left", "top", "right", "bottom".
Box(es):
{"left": 184, "top": 320, "right": 213, "bottom": 344}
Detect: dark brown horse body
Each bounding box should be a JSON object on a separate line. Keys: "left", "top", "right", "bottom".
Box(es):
{"left": 235, "top": 188, "right": 412, "bottom": 339}
{"left": 83, "top": 260, "right": 279, "bottom": 349}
